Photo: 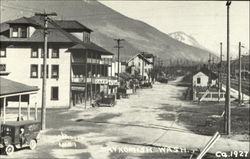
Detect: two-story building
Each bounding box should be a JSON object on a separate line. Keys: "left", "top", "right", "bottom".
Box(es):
{"left": 0, "top": 16, "right": 117, "bottom": 108}
{"left": 127, "top": 53, "right": 154, "bottom": 83}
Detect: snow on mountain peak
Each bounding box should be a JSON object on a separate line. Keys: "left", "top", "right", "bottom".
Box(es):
{"left": 168, "top": 31, "right": 203, "bottom": 49}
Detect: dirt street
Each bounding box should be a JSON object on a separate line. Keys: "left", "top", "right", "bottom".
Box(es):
{"left": 1, "top": 78, "right": 249, "bottom": 159}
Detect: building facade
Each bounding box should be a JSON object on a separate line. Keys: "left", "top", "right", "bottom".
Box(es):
{"left": 0, "top": 16, "right": 117, "bottom": 108}
{"left": 127, "top": 53, "right": 154, "bottom": 82}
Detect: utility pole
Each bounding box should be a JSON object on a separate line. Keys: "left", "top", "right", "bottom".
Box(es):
{"left": 35, "top": 12, "right": 57, "bottom": 130}
{"left": 85, "top": 51, "right": 88, "bottom": 109}
{"left": 225, "top": 0, "right": 231, "bottom": 135}
{"left": 218, "top": 42, "right": 223, "bottom": 102}
{"left": 238, "top": 42, "right": 242, "bottom": 106}
{"left": 114, "top": 39, "right": 124, "bottom": 80}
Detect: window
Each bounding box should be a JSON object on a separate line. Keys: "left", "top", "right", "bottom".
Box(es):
{"left": 30, "top": 65, "right": 38, "bottom": 78}
{"left": 12, "top": 26, "right": 18, "bottom": 37}
{"left": 197, "top": 77, "right": 201, "bottom": 84}
{"left": 0, "top": 64, "right": 6, "bottom": 71}
{"left": 41, "top": 64, "right": 49, "bottom": 78}
{"left": 31, "top": 48, "right": 38, "bottom": 58}
{"left": 51, "top": 87, "right": 59, "bottom": 100}
{"left": 51, "top": 65, "right": 59, "bottom": 78}
{"left": 0, "top": 48, "right": 6, "bottom": 57}
{"left": 83, "top": 32, "right": 90, "bottom": 43}
{"left": 51, "top": 48, "right": 59, "bottom": 58}
{"left": 20, "top": 26, "right": 27, "bottom": 38}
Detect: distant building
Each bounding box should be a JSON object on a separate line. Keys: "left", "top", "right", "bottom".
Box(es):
{"left": 0, "top": 16, "right": 117, "bottom": 108}
{"left": 192, "top": 67, "right": 224, "bottom": 102}
{"left": 127, "top": 53, "right": 154, "bottom": 82}
{"left": 192, "top": 67, "right": 217, "bottom": 87}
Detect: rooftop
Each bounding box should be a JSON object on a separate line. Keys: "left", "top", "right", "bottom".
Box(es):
{"left": 2, "top": 120, "right": 41, "bottom": 127}
{"left": 0, "top": 16, "right": 113, "bottom": 55}
{"left": 194, "top": 66, "right": 218, "bottom": 80}
{"left": 55, "top": 20, "right": 92, "bottom": 32}
{"left": 0, "top": 77, "right": 39, "bottom": 97}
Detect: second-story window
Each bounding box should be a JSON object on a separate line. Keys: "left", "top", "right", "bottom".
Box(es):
{"left": 51, "top": 48, "right": 59, "bottom": 58}
{"left": 31, "top": 47, "right": 38, "bottom": 58}
{"left": 51, "top": 65, "right": 59, "bottom": 78}
{"left": 0, "top": 48, "right": 6, "bottom": 57}
{"left": 30, "top": 64, "right": 38, "bottom": 78}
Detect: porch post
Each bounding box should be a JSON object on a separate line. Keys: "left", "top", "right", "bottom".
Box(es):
{"left": 27, "top": 95, "right": 30, "bottom": 120}
{"left": 3, "top": 97, "right": 6, "bottom": 124}
{"left": 18, "top": 95, "right": 21, "bottom": 121}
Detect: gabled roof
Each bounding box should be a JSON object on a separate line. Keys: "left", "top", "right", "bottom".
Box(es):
{"left": 0, "top": 77, "right": 39, "bottom": 96}
{"left": 193, "top": 67, "right": 218, "bottom": 80}
{"left": 127, "top": 53, "right": 152, "bottom": 64}
{"left": 7, "top": 17, "right": 40, "bottom": 27}
{"left": 141, "top": 52, "right": 154, "bottom": 58}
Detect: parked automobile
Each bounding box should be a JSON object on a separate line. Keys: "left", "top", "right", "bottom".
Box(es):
{"left": 140, "top": 82, "right": 153, "bottom": 88}
{"left": 0, "top": 120, "right": 41, "bottom": 155}
{"left": 157, "top": 77, "right": 168, "bottom": 83}
{"left": 92, "top": 93, "right": 116, "bottom": 107}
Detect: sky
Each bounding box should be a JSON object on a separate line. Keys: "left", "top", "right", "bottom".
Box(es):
{"left": 101, "top": 1, "right": 249, "bottom": 58}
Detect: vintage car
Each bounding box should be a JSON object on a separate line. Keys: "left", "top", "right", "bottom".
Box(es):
{"left": 140, "top": 82, "right": 153, "bottom": 88}
{"left": 0, "top": 120, "right": 41, "bottom": 155}
{"left": 92, "top": 94, "right": 116, "bottom": 107}
{"left": 157, "top": 77, "right": 168, "bottom": 83}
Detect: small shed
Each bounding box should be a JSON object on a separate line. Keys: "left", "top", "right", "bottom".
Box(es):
{"left": 0, "top": 77, "right": 39, "bottom": 123}
{"left": 193, "top": 68, "right": 218, "bottom": 87}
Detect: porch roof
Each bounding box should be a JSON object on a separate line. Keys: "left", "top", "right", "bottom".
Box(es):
{"left": 0, "top": 77, "right": 39, "bottom": 97}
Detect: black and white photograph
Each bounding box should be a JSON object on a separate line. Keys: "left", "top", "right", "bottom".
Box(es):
{"left": 0, "top": 0, "right": 249, "bottom": 158}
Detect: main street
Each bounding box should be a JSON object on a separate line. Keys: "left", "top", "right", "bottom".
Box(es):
{"left": 1, "top": 77, "right": 249, "bottom": 159}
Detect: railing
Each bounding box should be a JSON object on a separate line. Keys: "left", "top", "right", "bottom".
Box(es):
{"left": 72, "top": 76, "right": 119, "bottom": 85}
{"left": 197, "top": 92, "right": 226, "bottom": 101}
{"left": 72, "top": 58, "right": 111, "bottom": 65}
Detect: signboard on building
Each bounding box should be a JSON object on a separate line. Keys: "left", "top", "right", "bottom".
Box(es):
{"left": 72, "top": 86, "right": 85, "bottom": 91}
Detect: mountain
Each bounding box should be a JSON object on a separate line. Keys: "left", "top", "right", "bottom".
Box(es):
{"left": 169, "top": 31, "right": 205, "bottom": 50}
{"left": 0, "top": 0, "right": 215, "bottom": 63}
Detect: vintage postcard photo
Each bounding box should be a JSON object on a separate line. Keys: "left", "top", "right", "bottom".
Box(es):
{"left": 0, "top": 0, "right": 249, "bottom": 158}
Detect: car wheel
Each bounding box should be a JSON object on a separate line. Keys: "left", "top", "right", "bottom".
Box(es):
{"left": 29, "top": 139, "right": 37, "bottom": 150}
{"left": 5, "top": 145, "right": 14, "bottom": 155}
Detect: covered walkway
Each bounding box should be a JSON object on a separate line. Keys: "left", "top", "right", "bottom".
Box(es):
{"left": 0, "top": 77, "right": 39, "bottom": 123}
